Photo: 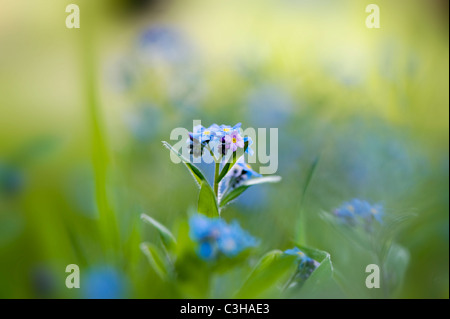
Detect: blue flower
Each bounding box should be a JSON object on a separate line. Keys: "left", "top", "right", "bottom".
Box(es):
{"left": 334, "top": 199, "right": 384, "bottom": 228}
{"left": 216, "top": 123, "right": 242, "bottom": 137}
{"left": 284, "top": 247, "right": 320, "bottom": 282}
{"left": 188, "top": 125, "right": 212, "bottom": 157}
{"left": 243, "top": 136, "right": 254, "bottom": 155}
{"left": 82, "top": 267, "right": 128, "bottom": 299}
{"left": 284, "top": 246, "right": 307, "bottom": 259}
{"left": 188, "top": 123, "right": 253, "bottom": 158}
{"left": 189, "top": 214, "right": 223, "bottom": 240}
{"left": 222, "top": 157, "right": 262, "bottom": 190}
{"left": 189, "top": 215, "right": 258, "bottom": 260}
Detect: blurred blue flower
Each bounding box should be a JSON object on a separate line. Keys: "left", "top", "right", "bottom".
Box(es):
{"left": 31, "top": 266, "right": 56, "bottom": 298}
{"left": 246, "top": 85, "right": 292, "bottom": 128}
{"left": 0, "top": 163, "right": 25, "bottom": 197}
{"left": 125, "top": 104, "right": 162, "bottom": 143}
{"left": 189, "top": 215, "right": 259, "bottom": 260}
{"left": 284, "top": 247, "right": 320, "bottom": 282}
{"left": 82, "top": 267, "right": 128, "bottom": 299}
{"left": 334, "top": 198, "right": 384, "bottom": 228}
{"left": 138, "top": 26, "right": 191, "bottom": 65}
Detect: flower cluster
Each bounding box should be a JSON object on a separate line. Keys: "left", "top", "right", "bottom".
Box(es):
{"left": 284, "top": 247, "right": 320, "bottom": 282}
{"left": 188, "top": 123, "right": 253, "bottom": 158}
{"left": 333, "top": 198, "right": 384, "bottom": 229}
{"left": 189, "top": 215, "right": 259, "bottom": 260}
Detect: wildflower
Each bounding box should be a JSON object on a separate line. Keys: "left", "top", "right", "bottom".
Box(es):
{"left": 224, "top": 130, "right": 244, "bottom": 152}
{"left": 223, "top": 157, "right": 261, "bottom": 190}
{"left": 82, "top": 267, "right": 128, "bottom": 299}
{"left": 188, "top": 125, "right": 210, "bottom": 157}
{"left": 188, "top": 133, "right": 204, "bottom": 158}
{"left": 217, "top": 123, "right": 242, "bottom": 137}
{"left": 189, "top": 215, "right": 258, "bottom": 260}
{"left": 284, "top": 247, "right": 320, "bottom": 282}
{"left": 187, "top": 123, "right": 253, "bottom": 158}
{"left": 334, "top": 199, "right": 384, "bottom": 229}
{"left": 243, "top": 136, "right": 254, "bottom": 155}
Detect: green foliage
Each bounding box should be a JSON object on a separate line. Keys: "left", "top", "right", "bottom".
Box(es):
{"left": 198, "top": 182, "right": 219, "bottom": 217}
{"left": 220, "top": 176, "right": 282, "bottom": 208}
{"left": 140, "top": 242, "right": 169, "bottom": 280}
{"left": 235, "top": 250, "right": 297, "bottom": 298}
{"left": 141, "top": 214, "right": 177, "bottom": 247}
{"left": 162, "top": 141, "right": 208, "bottom": 188}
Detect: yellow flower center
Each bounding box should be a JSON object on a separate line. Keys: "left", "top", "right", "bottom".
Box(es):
{"left": 232, "top": 137, "right": 237, "bottom": 143}
{"left": 347, "top": 205, "right": 354, "bottom": 213}
{"left": 223, "top": 128, "right": 230, "bottom": 132}
{"left": 204, "top": 130, "right": 210, "bottom": 135}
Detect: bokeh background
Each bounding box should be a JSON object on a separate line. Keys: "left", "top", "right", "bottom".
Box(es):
{"left": 0, "top": 0, "right": 448, "bottom": 298}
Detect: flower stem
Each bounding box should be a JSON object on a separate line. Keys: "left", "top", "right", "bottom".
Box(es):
{"left": 214, "top": 161, "right": 220, "bottom": 197}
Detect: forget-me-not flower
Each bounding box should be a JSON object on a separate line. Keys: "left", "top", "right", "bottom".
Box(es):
{"left": 284, "top": 247, "right": 320, "bottom": 282}
{"left": 189, "top": 214, "right": 259, "bottom": 260}
{"left": 334, "top": 198, "right": 384, "bottom": 229}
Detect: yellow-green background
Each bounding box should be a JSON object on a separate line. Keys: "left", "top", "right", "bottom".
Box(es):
{"left": 0, "top": 0, "right": 448, "bottom": 298}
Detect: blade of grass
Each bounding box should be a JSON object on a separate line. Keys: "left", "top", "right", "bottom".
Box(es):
{"left": 80, "top": 11, "right": 119, "bottom": 259}
{"left": 296, "top": 156, "right": 320, "bottom": 245}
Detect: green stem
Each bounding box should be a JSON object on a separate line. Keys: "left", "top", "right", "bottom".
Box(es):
{"left": 214, "top": 162, "right": 220, "bottom": 196}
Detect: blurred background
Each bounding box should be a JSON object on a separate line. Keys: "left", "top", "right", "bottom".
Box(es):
{"left": 0, "top": 0, "right": 448, "bottom": 298}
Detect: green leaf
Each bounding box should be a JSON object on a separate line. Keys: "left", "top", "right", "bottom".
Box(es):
{"left": 141, "top": 214, "right": 176, "bottom": 246}
{"left": 162, "top": 141, "right": 208, "bottom": 188}
{"left": 235, "top": 250, "right": 298, "bottom": 298}
{"left": 318, "top": 210, "right": 372, "bottom": 251}
{"left": 288, "top": 245, "right": 338, "bottom": 298}
{"left": 244, "top": 176, "right": 282, "bottom": 186}
{"left": 296, "top": 156, "right": 320, "bottom": 245}
{"left": 219, "top": 185, "right": 250, "bottom": 208}
{"left": 376, "top": 213, "right": 416, "bottom": 263}
{"left": 217, "top": 152, "right": 238, "bottom": 183}
{"left": 217, "top": 140, "right": 251, "bottom": 183}
{"left": 198, "top": 182, "right": 219, "bottom": 217}
{"left": 219, "top": 176, "right": 281, "bottom": 208}
{"left": 384, "top": 243, "right": 410, "bottom": 297}
{"left": 140, "top": 242, "right": 168, "bottom": 280}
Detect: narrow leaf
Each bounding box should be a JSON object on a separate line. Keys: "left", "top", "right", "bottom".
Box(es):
{"left": 235, "top": 250, "right": 297, "bottom": 298}
{"left": 217, "top": 140, "right": 250, "bottom": 183}
{"left": 219, "top": 176, "right": 281, "bottom": 208}
{"left": 296, "top": 156, "right": 320, "bottom": 245}
{"left": 162, "top": 141, "right": 208, "bottom": 187}
{"left": 141, "top": 214, "right": 177, "bottom": 246}
{"left": 385, "top": 243, "right": 410, "bottom": 297}
{"left": 140, "top": 242, "right": 168, "bottom": 280}
{"left": 244, "top": 176, "right": 282, "bottom": 186}
{"left": 219, "top": 185, "right": 249, "bottom": 208}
